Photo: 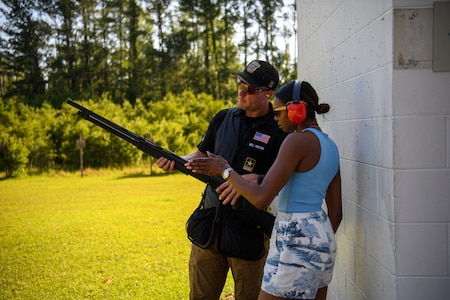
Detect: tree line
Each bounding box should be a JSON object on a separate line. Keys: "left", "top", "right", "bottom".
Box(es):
{"left": 0, "top": 0, "right": 297, "bottom": 107}
{"left": 0, "top": 93, "right": 230, "bottom": 177}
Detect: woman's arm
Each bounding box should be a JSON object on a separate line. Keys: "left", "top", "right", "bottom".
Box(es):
{"left": 186, "top": 134, "right": 304, "bottom": 209}
{"left": 325, "top": 170, "right": 342, "bottom": 233}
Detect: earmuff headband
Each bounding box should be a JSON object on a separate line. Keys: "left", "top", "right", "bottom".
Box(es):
{"left": 293, "top": 80, "right": 303, "bottom": 104}
{"left": 287, "top": 80, "right": 307, "bottom": 124}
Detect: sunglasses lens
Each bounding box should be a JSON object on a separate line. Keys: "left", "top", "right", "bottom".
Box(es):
{"left": 237, "top": 78, "right": 268, "bottom": 95}
{"left": 273, "top": 107, "right": 285, "bottom": 113}
{"left": 238, "top": 83, "right": 249, "bottom": 93}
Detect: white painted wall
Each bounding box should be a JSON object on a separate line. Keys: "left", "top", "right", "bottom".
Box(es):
{"left": 296, "top": 0, "right": 450, "bottom": 299}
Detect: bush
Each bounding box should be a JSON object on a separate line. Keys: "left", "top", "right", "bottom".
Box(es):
{"left": 0, "top": 136, "right": 30, "bottom": 178}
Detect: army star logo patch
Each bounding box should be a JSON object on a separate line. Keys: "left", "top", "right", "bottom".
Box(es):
{"left": 243, "top": 157, "right": 256, "bottom": 172}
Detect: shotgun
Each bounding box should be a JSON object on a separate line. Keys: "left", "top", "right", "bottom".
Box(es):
{"left": 66, "top": 99, "right": 275, "bottom": 235}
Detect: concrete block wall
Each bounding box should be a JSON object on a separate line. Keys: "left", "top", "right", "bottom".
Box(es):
{"left": 392, "top": 67, "right": 450, "bottom": 299}
{"left": 297, "top": 0, "right": 450, "bottom": 299}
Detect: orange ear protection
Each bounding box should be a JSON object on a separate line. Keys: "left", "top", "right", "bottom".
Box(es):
{"left": 287, "top": 80, "right": 307, "bottom": 124}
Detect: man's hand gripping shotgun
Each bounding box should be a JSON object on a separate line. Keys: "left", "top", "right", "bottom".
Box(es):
{"left": 66, "top": 99, "right": 275, "bottom": 235}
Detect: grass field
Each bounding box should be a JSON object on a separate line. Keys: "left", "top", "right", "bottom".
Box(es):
{"left": 0, "top": 170, "right": 234, "bottom": 299}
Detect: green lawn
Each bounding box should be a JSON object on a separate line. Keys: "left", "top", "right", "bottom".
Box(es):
{"left": 0, "top": 170, "right": 234, "bottom": 299}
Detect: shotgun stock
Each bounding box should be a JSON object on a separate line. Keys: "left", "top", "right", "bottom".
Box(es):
{"left": 67, "top": 99, "right": 275, "bottom": 235}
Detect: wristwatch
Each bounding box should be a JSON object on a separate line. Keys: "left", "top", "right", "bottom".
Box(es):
{"left": 222, "top": 167, "right": 234, "bottom": 180}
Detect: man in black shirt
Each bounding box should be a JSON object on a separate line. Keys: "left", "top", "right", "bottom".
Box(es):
{"left": 157, "top": 60, "right": 287, "bottom": 300}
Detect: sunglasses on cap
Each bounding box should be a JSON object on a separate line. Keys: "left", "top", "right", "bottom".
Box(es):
{"left": 237, "top": 77, "right": 269, "bottom": 95}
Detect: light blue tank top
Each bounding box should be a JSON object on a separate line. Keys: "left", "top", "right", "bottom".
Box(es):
{"left": 278, "top": 128, "right": 339, "bottom": 213}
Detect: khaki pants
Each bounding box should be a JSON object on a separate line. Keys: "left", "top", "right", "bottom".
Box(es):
{"left": 189, "top": 235, "right": 269, "bottom": 300}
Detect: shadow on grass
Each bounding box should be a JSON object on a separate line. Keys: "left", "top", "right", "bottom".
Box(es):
{"left": 115, "top": 171, "right": 174, "bottom": 179}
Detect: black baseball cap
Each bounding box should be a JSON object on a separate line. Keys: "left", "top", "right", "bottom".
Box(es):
{"left": 232, "top": 60, "right": 279, "bottom": 90}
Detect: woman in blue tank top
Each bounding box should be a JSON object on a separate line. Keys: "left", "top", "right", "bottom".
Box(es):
{"left": 186, "top": 80, "right": 342, "bottom": 300}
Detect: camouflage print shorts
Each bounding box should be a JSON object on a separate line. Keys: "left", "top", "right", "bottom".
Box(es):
{"left": 261, "top": 210, "right": 336, "bottom": 299}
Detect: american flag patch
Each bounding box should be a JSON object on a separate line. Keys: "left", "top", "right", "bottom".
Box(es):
{"left": 253, "top": 132, "right": 270, "bottom": 144}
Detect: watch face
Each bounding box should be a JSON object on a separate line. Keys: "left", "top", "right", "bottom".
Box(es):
{"left": 222, "top": 168, "right": 231, "bottom": 180}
